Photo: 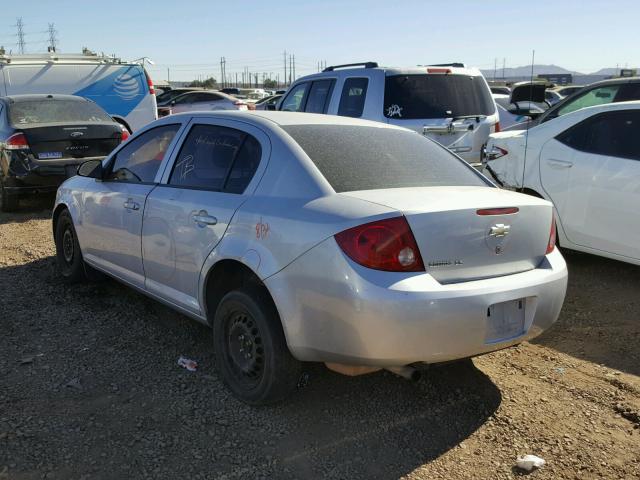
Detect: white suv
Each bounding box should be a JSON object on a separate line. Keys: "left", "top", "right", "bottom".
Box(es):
{"left": 278, "top": 62, "right": 499, "bottom": 165}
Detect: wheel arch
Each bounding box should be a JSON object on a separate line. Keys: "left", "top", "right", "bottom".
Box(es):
{"left": 202, "top": 259, "right": 278, "bottom": 327}
{"left": 52, "top": 202, "right": 69, "bottom": 237}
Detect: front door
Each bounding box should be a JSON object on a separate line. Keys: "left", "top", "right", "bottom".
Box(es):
{"left": 142, "top": 121, "right": 265, "bottom": 313}
{"left": 81, "top": 123, "right": 182, "bottom": 287}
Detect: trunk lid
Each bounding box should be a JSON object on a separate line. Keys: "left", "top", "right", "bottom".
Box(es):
{"left": 20, "top": 122, "right": 121, "bottom": 161}
{"left": 341, "top": 186, "right": 553, "bottom": 284}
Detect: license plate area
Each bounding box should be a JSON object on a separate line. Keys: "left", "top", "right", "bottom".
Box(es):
{"left": 485, "top": 298, "right": 526, "bottom": 343}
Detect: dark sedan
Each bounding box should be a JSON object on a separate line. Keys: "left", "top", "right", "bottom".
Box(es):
{"left": 0, "top": 94, "right": 127, "bottom": 211}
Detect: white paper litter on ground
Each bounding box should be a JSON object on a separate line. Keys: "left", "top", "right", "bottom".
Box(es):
{"left": 516, "top": 454, "right": 546, "bottom": 471}
{"left": 177, "top": 356, "right": 198, "bottom": 372}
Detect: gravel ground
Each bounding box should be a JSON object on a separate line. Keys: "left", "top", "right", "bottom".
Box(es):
{"left": 1, "top": 197, "right": 639, "bottom": 480}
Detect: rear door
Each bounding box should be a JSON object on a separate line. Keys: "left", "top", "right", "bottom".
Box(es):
{"left": 142, "top": 119, "right": 267, "bottom": 313}
{"left": 541, "top": 109, "right": 640, "bottom": 260}
{"left": 80, "top": 123, "right": 182, "bottom": 287}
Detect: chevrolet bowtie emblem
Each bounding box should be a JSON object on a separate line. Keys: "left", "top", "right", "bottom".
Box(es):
{"left": 489, "top": 224, "right": 510, "bottom": 237}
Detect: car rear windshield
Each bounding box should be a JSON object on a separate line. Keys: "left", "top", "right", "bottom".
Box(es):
{"left": 384, "top": 74, "right": 495, "bottom": 119}
{"left": 282, "top": 125, "right": 489, "bottom": 193}
{"left": 8, "top": 99, "right": 113, "bottom": 126}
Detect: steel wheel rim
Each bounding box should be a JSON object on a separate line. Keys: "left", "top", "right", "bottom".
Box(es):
{"left": 224, "top": 310, "right": 264, "bottom": 388}
{"left": 62, "top": 228, "right": 74, "bottom": 264}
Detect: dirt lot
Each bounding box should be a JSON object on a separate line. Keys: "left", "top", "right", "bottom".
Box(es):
{"left": 1, "top": 198, "right": 639, "bottom": 480}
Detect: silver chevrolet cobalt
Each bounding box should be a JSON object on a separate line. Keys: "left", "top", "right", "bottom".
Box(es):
{"left": 53, "top": 111, "right": 567, "bottom": 404}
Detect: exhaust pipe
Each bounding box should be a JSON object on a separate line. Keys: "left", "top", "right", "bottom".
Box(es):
{"left": 386, "top": 366, "right": 421, "bottom": 382}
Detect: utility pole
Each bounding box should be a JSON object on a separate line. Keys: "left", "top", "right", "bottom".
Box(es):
{"left": 283, "top": 50, "right": 287, "bottom": 88}
{"left": 220, "top": 57, "right": 224, "bottom": 88}
{"left": 293, "top": 54, "right": 296, "bottom": 81}
{"left": 502, "top": 58, "right": 505, "bottom": 79}
{"left": 493, "top": 58, "right": 497, "bottom": 81}
{"left": 16, "top": 17, "right": 26, "bottom": 54}
{"left": 289, "top": 55, "right": 292, "bottom": 84}
{"left": 47, "top": 23, "right": 57, "bottom": 52}
{"left": 167, "top": 67, "right": 170, "bottom": 84}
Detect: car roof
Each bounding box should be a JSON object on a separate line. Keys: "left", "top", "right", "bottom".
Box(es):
{"left": 1, "top": 94, "right": 91, "bottom": 104}
{"left": 291, "top": 64, "right": 483, "bottom": 83}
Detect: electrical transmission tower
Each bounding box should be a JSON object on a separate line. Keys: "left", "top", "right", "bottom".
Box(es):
{"left": 48, "top": 23, "right": 58, "bottom": 51}
{"left": 16, "top": 17, "right": 26, "bottom": 54}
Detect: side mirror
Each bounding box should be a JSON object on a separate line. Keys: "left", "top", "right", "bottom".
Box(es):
{"left": 78, "top": 159, "right": 103, "bottom": 179}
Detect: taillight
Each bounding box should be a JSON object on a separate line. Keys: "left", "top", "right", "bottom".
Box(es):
{"left": 246, "top": 103, "right": 256, "bottom": 111}
{"left": 493, "top": 121, "right": 501, "bottom": 133}
{"left": 119, "top": 125, "right": 130, "bottom": 143}
{"left": 234, "top": 101, "right": 248, "bottom": 110}
{"left": 485, "top": 145, "right": 508, "bottom": 161}
{"left": 334, "top": 216, "right": 425, "bottom": 272}
{"left": 546, "top": 215, "right": 557, "bottom": 254}
{"left": 6, "top": 132, "right": 29, "bottom": 150}
{"left": 144, "top": 70, "right": 155, "bottom": 95}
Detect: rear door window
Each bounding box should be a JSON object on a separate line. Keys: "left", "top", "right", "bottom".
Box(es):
{"left": 283, "top": 125, "right": 488, "bottom": 192}
{"left": 168, "top": 124, "right": 261, "bottom": 193}
{"left": 280, "top": 83, "right": 309, "bottom": 112}
{"left": 338, "top": 78, "right": 369, "bottom": 117}
{"left": 383, "top": 74, "right": 495, "bottom": 119}
{"left": 304, "top": 80, "right": 335, "bottom": 114}
{"left": 614, "top": 82, "right": 640, "bottom": 102}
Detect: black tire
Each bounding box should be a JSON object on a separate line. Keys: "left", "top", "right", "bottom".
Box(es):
{"left": 213, "top": 287, "right": 301, "bottom": 405}
{"left": 0, "top": 183, "right": 19, "bottom": 212}
{"left": 54, "top": 209, "right": 87, "bottom": 283}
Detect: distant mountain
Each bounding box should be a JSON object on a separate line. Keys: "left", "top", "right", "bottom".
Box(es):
{"left": 588, "top": 67, "right": 638, "bottom": 75}
{"left": 481, "top": 64, "right": 582, "bottom": 79}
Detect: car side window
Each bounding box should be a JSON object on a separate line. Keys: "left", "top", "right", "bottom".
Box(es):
{"left": 557, "top": 110, "right": 640, "bottom": 161}
{"left": 168, "top": 124, "right": 261, "bottom": 193}
{"left": 614, "top": 82, "right": 640, "bottom": 102}
{"left": 557, "top": 85, "right": 620, "bottom": 116}
{"left": 338, "top": 78, "right": 369, "bottom": 117}
{"left": 107, "top": 124, "right": 180, "bottom": 183}
{"left": 280, "top": 83, "right": 309, "bottom": 112}
{"left": 304, "top": 79, "right": 335, "bottom": 114}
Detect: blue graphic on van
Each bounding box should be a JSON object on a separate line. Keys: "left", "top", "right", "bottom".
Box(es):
{"left": 74, "top": 66, "right": 145, "bottom": 117}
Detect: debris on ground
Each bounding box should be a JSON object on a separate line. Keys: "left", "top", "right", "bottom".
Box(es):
{"left": 516, "top": 454, "right": 546, "bottom": 472}
{"left": 177, "top": 356, "right": 198, "bottom": 372}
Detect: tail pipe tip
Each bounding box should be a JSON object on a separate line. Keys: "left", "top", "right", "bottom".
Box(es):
{"left": 386, "top": 366, "right": 421, "bottom": 382}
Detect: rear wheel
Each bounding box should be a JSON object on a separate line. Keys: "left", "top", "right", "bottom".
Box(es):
{"left": 213, "top": 288, "right": 301, "bottom": 405}
{"left": 54, "top": 209, "right": 86, "bottom": 283}
{"left": 0, "top": 183, "right": 19, "bottom": 212}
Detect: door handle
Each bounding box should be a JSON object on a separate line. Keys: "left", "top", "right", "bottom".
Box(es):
{"left": 123, "top": 199, "right": 140, "bottom": 210}
{"left": 192, "top": 210, "right": 218, "bottom": 226}
{"left": 546, "top": 159, "right": 573, "bottom": 169}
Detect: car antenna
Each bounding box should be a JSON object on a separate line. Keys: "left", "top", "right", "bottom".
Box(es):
{"left": 521, "top": 49, "right": 535, "bottom": 193}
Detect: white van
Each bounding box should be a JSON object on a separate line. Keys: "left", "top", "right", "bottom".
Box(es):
{"left": 0, "top": 51, "right": 157, "bottom": 132}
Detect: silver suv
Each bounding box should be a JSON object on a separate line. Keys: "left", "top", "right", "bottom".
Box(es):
{"left": 278, "top": 62, "right": 499, "bottom": 166}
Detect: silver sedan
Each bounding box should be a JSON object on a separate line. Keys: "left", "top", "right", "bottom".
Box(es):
{"left": 53, "top": 112, "right": 567, "bottom": 404}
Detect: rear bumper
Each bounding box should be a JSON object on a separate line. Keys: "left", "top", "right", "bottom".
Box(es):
{"left": 265, "top": 238, "right": 568, "bottom": 366}
{"left": 1, "top": 153, "right": 104, "bottom": 195}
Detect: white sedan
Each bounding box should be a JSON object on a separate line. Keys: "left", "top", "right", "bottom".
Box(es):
{"left": 484, "top": 101, "right": 640, "bottom": 265}
{"left": 53, "top": 112, "right": 567, "bottom": 404}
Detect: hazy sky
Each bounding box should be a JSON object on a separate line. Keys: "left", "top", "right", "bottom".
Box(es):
{"left": 2, "top": 0, "right": 638, "bottom": 81}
